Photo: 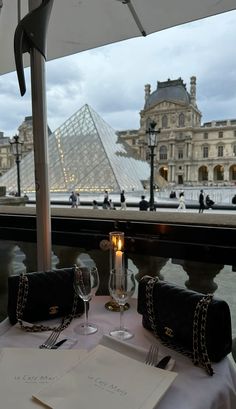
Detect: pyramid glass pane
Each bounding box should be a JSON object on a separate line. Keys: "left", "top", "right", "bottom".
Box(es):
{"left": 0, "top": 105, "right": 150, "bottom": 193}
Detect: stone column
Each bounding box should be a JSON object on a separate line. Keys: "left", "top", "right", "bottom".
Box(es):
{"left": 18, "top": 242, "right": 37, "bottom": 272}
{"left": 181, "top": 260, "right": 224, "bottom": 293}
{"left": 129, "top": 254, "right": 168, "bottom": 282}
{"left": 208, "top": 165, "right": 213, "bottom": 182}
{"left": 52, "top": 245, "right": 83, "bottom": 269}
{"left": 18, "top": 242, "right": 60, "bottom": 272}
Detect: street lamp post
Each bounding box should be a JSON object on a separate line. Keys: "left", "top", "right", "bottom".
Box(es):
{"left": 146, "top": 120, "right": 160, "bottom": 211}
{"left": 10, "top": 134, "right": 23, "bottom": 197}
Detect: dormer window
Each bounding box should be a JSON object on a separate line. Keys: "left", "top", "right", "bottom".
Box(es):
{"left": 162, "top": 114, "right": 168, "bottom": 129}
{"left": 179, "top": 113, "right": 185, "bottom": 127}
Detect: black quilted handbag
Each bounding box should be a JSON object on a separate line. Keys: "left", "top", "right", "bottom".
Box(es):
{"left": 8, "top": 267, "right": 84, "bottom": 331}
{"left": 137, "top": 276, "right": 232, "bottom": 375}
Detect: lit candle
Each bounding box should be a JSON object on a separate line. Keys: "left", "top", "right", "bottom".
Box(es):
{"left": 109, "top": 232, "right": 124, "bottom": 274}
{"left": 115, "top": 238, "right": 123, "bottom": 274}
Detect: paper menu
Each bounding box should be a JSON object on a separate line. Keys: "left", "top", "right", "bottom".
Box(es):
{"left": 0, "top": 348, "right": 87, "bottom": 409}
{"left": 34, "top": 345, "right": 177, "bottom": 409}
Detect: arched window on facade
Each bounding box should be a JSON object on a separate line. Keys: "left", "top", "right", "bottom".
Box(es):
{"left": 198, "top": 166, "right": 208, "bottom": 182}
{"left": 159, "top": 145, "right": 167, "bottom": 160}
{"left": 218, "top": 145, "right": 224, "bottom": 157}
{"left": 229, "top": 164, "right": 236, "bottom": 181}
{"left": 159, "top": 166, "right": 168, "bottom": 181}
{"left": 214, "top": 165, "right": 224, "bottom": 181}
{"left": 178, "top": 113, "right": 185, "bottom": 127}
{"left": 162, "top": 114, "right": 168, "bottom": 129}
{"left": 203, "top": 146, "right": 209, "bottom": 158}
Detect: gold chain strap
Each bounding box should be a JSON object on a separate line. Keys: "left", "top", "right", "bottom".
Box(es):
{"left": 145, "top": 277, "right": 214, "bottom": 375}
{"left": 193, "top": 294, "right": 214, "bottom": 375}
{"left": 146, "top": 277, "right": 159, "bottom": 338}
{"left": 16, "top": 272, "right": 79, "bottom": 332}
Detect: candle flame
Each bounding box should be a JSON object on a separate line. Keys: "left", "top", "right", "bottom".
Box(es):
{"left": 110, "top": 232, "right": 124, "bottom": 251}
{"left": 117, "top": 238, "right": 122, "bottom": 251}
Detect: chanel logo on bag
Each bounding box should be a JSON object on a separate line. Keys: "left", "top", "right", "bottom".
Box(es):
{"left": 49, "top": 306, "right": 59, "bottom": 315}
{"left": 164, "top": 327, "right": 174, "bottom": 337}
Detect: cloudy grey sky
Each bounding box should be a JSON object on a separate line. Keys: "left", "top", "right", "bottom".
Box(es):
{"left": 0, "top": 10, "right": 236, "bottom": 136}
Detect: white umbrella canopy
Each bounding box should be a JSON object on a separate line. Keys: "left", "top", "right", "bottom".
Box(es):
{"left": 0, "top": 0, "right": 236, "bottom": 272}
{"left": 1, "top": 0, "right": 236, "bottom": 76}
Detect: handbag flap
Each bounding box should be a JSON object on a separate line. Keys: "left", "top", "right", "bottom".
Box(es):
{"left": 137, "top": 275, "right": 232, "bottom": 362}
{"left": 8, "top": 267, "right": 84, "bottom": 325}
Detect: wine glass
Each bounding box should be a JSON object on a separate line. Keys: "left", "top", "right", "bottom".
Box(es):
{"left": 74, "top": 266, "right": 99, "bottom": 335}
{"left": 108, "top": 269, "right": 136, "bottom": 340}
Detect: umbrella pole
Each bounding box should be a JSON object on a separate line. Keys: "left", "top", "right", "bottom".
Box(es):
{"left": 30, "top": 46, "right": 52, "bottom": 271}
{"left": 26, "top": 0, "right": 52, "bottom": 271}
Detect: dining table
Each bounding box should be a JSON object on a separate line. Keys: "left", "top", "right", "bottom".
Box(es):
{"left": 0, "top": 295, "right": 236, "bottom": 409}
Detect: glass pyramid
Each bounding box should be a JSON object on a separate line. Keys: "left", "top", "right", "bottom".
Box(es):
{"left": 0, "top": 104, "right": 150, "bottom": 193}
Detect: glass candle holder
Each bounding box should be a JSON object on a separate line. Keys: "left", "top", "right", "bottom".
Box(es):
{"left": 109, "top": 231, "right": 125, "bottom": 274}
{"left": 105, "top": 231, "right": 129, "bottom": 312}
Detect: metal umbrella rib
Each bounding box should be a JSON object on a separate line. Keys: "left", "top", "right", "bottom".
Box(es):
{"left": 116, "top": 0, "right": 147, "bottom": 36}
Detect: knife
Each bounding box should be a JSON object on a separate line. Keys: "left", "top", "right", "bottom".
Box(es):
{"left": 51, "top": 339, "right": 67, "bottom": 349}
{"left": 155, "top": 355, "right": 171, "bottom": 369}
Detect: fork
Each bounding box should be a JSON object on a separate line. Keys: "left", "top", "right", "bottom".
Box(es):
{"left": 39, "top": 328, "right": 62, "bottom": 349}
{"left": 145, "top": 344, "right": 159, "bottom": 366}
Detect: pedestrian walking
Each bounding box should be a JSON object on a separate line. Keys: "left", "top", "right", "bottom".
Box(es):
{"left": 139, "top": 195, "right": 149, "bottom": 211}
{"left": 178, "top": 192, "right": 186, "bottom": 211}
{"left": 120, "top": 190, "right": 126, "bottom": 210}
{"left": 69, "top": 191, "right": 78, "bottom": 208}
{"left": 198, "top": 189, "right": 205, "bottom": 213}
{"left": 205, "top": 194, "right": 214, "bottom": 209}
{"left": 102, "top": 190, "right": 110, "bottom": 209}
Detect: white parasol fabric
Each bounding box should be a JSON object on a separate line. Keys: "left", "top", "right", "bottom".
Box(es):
{"left": 0, "top": 0, "right": 236, "bottom": 75}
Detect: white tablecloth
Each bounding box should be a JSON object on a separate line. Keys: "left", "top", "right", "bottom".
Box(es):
{"left": 0, "top": 296, "right": 236, "bottom": 409}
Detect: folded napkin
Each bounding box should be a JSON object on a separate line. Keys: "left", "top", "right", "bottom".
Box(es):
{"left": 33, "top": 344, "right": 177, "bottom": 409}
{"left": 0, "top": 348, "right": 87, "bottom": 409}
{"left": 99, "top": 334, "right": 175, "bottom": 370}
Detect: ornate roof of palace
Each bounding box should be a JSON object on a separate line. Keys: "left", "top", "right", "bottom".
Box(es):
{"left": 144, "top": 78, "right": 191, "bottom": 109}
{"left": 19, "top": 116, "right": 52, "bottom": 136}
{"left": 0, "top": 104, "right": 150, "bottom": 193}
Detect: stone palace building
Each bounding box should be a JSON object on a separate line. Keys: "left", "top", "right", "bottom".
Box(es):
{"left": 1, "top": 76, "right": 236, "bottom": 189}
{"left": 118, "top": 76, "right": 236, "bottom": 187}
{"left": 0, "top": 116, "right": 51, "bottom": 177}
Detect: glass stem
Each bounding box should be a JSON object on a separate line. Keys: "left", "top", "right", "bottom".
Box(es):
{"left": 84, "top": 300, "right": 89, "bottom": 327}
{"left": 119, "top": 304, "right": 124, "bottom": 330}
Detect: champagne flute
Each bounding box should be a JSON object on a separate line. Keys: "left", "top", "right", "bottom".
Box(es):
{"left": 108, "top": 270, "right": 135, "bottom": 340}
{"left": 74, "top": 266, "right": 99, "bottom": 335}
